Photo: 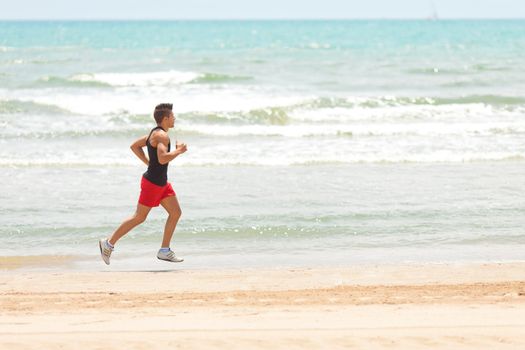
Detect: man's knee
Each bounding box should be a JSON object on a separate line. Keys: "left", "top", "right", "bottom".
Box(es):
{"left": 133, "top": 212, "right": 148, "bottom": 223}
{"left": 169, "top": 209, "right": 182, "bottom": 220}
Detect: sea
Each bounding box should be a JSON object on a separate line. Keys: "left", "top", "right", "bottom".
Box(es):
{"left": 1, "top": 20, "right": 524, "bottom": 270}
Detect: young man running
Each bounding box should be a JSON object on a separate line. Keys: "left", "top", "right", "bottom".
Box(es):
{"left": 99, "top": 103, "right": 187, "bottom": 265}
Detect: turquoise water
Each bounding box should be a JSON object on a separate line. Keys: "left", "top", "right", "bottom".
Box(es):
{"left": 1, "top": 21, "right": 524, "bottom": 269}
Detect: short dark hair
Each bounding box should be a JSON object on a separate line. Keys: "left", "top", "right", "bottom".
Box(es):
{"left": 153, "top": 103, "right": 173, "bottom": 124}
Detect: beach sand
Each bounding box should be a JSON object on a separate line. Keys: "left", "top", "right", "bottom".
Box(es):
{"left": 1, "top": 263, "right": 525, "bottom": 349}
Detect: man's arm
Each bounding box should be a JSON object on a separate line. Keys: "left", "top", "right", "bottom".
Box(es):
{"left": 130, "top": 135, "right": 149, "bottom": 166}
{"left": 156, "top": 133, "right": 187, "bottom": 165}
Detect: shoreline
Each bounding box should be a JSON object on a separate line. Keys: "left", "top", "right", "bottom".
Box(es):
{"left": 2, "top": 263, "right": 525, "bottom": 349}
{"left": 3, "top": 261, "right": 525, "bottom": 286}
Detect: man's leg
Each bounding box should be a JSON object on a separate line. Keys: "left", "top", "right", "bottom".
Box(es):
{"left": 108, "top": 203, "right": 152, "bottom": 245}
{"left": 159, "top": 196, "right": 182, "bottom": 248}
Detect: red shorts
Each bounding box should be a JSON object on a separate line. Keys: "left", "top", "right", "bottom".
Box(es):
{"left": 138, "top": 176, "right": 176, "bottom": 207}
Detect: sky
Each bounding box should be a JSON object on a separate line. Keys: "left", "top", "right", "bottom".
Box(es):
{"left": 0, "top": 0, "right": 523, "bottom": 20}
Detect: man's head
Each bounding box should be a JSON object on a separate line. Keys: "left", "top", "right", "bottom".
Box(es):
{"left": 153, "top": 103, "right": 175, "bottom": 128}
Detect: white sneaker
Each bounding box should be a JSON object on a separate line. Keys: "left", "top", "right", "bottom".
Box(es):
{"left": 157, "top": 249, "right": 184, "bottom": 263}
{"left": 99, "top": 239, "right": 113, "bottom": 265}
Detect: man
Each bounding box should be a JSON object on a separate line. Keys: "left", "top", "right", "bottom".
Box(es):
{"left": 99, "top": 103, "right": 187, "bottom": 265}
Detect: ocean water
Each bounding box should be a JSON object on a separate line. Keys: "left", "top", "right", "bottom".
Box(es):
{"left": 1, "top": 20, "right": 524, "bottom": 270}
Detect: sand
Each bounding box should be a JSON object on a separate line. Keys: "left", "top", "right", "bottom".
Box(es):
{"left": 1, "top": 263, "right": 525, "bottom": 349}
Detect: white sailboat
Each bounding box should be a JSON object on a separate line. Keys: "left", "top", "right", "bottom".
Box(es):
{"left": 427, "top": 1, "right": 439, "bottom": 21}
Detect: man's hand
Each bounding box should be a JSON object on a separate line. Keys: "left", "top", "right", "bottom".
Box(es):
{"left": 157, "top": 138, "right": 188, "bottom": 165}
{"left": 176, "top": 141, "right": 188, "bottom": 155}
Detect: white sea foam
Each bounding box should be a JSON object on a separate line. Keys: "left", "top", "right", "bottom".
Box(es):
{"left": 288, "top": 103, "right": 497, "bottom": 123}
{"left": 1, "top": 151, "right": 523, "bottom": 167}
{"left": 173, "top": 120, "right": 525, "bottom": 138}
{"left": 1, "top": 86, "right": 311, "bottom": 116}
{"left": 70, "top": 70, "right": 200, "bottom": 87}
{"left": 3, "top": 85, "right": 525, "bottom": 167}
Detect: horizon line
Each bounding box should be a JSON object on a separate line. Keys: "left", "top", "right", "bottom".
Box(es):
{"left": 1, "top": 17, "right": 525, "bottom": 21}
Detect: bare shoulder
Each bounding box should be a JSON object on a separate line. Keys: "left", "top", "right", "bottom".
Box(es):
{"left": 150, "top": 129, "right": 170, "bottom": 147}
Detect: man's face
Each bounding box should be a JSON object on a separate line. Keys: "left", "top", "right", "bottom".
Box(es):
{"left": 167, "top": 112, "right": 175, "bottom": 127}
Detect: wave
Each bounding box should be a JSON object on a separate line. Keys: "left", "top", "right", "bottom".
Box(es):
{"left": 407, "top": 67, "right": 467, "bottom": 75}
{"left": 440, "top": 80, "right": 492, "bottom": 88}
{"left": 37, "top": 75, "right": 112, "bottom": 88}
{"left": 1, "top": 58, "right": 75, "bottom": 66}
{"left": 173, "top": 122, "right": 525, "bottom": 138}
{"left": 67, "top": 70, "right": 200, "bottom": 87}
{"left": 32, "top": 58, "right": 75, "bottom": 65}
{"left": 1, "top": 59, "right": 25, "bottom": 65}
{"left": 0, "top": 99, "right": 71, "bottom": 115}
{"left": 3, "top": 92, "right": 524, "bottom": 123}
{"left": 32, "top": 71, "right": 254, "bottom": 88}
{"left": 1, "top": 87, "right": 309, "bottom": 116}
{"left": 297, "top": 95, "right": 525, "bottom": 108}
{"left": 432, "top": 95, "right": 525, "bottom": 105}
{"left": 180, "top": 106, "right": 291, "bottom": 125}
{"left": 189, "top": 72, "right": 253, "bottom": 84}
{"left": 1, "top": 128, "right": 146, "bottom": 140}
{"left": 253, "top": 95, "right": 525, "bottom": 115}
{"left": 173, "top": 96, "right": 524, "bottom": 126}
{"left": 1, "top": 154, "right": 523, "bottom": 168}
{"left": 407, "top": 64, "right": 511, "bottom": 76}
{"left": 6, "top": 119, "right": 525, "bottom": 140}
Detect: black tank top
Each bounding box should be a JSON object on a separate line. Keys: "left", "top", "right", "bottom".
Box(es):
{"left": 143, "top": 126, "right": 170, "bottom": 186}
